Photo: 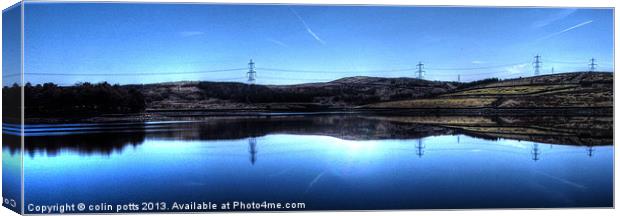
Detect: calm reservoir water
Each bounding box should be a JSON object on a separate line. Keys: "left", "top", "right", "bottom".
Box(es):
{"left": 3, "top": 115, "right": 614, "bottom": 212}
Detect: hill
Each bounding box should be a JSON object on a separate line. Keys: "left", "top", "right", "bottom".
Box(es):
{"left": 138, "top": 72, "right": 611, "bottom": 111}
{"left": 139, "top": 76, "right": 460, "bottom": 110}
{"left": 362, "top": 72, "right": 612, "bottom": 110}
{"left": 14, "top": 71, "right": 613, "bottom": 122}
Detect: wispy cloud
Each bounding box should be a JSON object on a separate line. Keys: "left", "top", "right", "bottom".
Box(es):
{"left": 532, "top": 9, "right": 577, "bottom": 28}
{"left": 290, "top": 8, "right": 325, "bottom": 45}
{"left": 538, "top": 20, "right": 593, "bottom": 41}
{"left": 179, "top": 31, "right": 205, "bottom": 37}
{"left": 267, "top": 38, "right": 289, "bottom": 48}
{"left": 505, "top": 63, "right": 530, "bottom": 75}
{"left": 471, "top": 60, "right": 486, "bottom": 64}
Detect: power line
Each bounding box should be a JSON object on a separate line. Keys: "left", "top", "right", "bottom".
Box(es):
{"left": 259, "top": 75, "right": 331, "bottom": 81}
{"left": 2, "top": 73, "right": 21, "bottom": 78}
{"left": 257, "top": 59, "right": 597, "bottom": 74}
{"left": 428, "top": 70, "right": 528, "bottom": 78}
{"left": 24, "top": 68, "right": 247, "bottom": 76}
{"left": 63, "top": 77, "right": 246, "bottom": 85}
{"left": 256, "top": 67, "right": 417, "bottom": 74}
{"left": 546, "top": 60, "right": 584, "bottom": 64}
{"left": 206, "top": 77, "right": 247, "bottom": 81}
{"left": 438, "top": 71, "right": 512, "bottom": 76}
{"left": 547, "top": 59, "right": 613, "bottom": 67}
{"left": 426, "top": 61, "right": 528, "bottom": 70}
{"left": 13, "top": 57, "right": 611, "bottom": 83}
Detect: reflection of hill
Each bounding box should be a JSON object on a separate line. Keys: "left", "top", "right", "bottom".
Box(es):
{"left": 146, "top": 116, "right": 455, "bottom": 141}
{"left": 10, "top": 115, "right": 612, "bottom": 156}
{"left": 366, "top": 115, "right": 613, "bottom": 146}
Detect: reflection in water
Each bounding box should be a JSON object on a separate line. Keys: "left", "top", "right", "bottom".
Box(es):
{"left": 10, "top": 115, "right": 613, "bottom": 210}
{"left": 249, "top": 137, "right": 257, "bottom": 165}
{"left": 10, "top": 115, "right": 613, "bottom": 162}
{"left": 415, "top": 139, "right": 424, "bottom": 158}
{"left": 2, "top": 133, "right": 22, "bottom": 213}
{"left": 587, "top": 146, "right": 594, "bottom": 157}
{"left": 24, "top": 131, "right": 145, "bottom": 157}
{"left": 532, "top": 143, "right": 541, "bottom": 161}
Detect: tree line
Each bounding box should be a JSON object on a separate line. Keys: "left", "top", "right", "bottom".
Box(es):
{"left": 194, "top": 81, "right": 382, "bottom": 105}
{"left": 2, "top": 82, "right": 146, "bottom": 117}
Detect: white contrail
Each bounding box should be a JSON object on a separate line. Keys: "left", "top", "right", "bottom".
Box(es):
{"left": 267, "top": 38, "right": 289, "bottom": 48}
{"left": 538, "top": 20, "right": 593, "bottom": 41}
{"left": 532, "top": 9, "right": 577, "bottom": 28}
{"left": 179, "top": 31, "right": 204, "bottom": 37}
{"left": 290, "top": 8, "right": 326, "bottom": 45}
{"left": 557, "top": 20, "right": 593, "bottom": 34}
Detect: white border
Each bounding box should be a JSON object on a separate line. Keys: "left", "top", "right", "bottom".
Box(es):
{"left": 0, "top": 1, "right": 616, "bottom": 216}
{"left": 12, "top": 0, "right": 619, "bottom": 7}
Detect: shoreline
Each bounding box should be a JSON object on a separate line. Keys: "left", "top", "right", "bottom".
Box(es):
{"left": 13, "top": 107, "right": 613, "bottom": 124}
{"left": 148, "top": 107, "right": 613, "bottom": 116}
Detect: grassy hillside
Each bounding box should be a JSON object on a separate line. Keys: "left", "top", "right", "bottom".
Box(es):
{"left": 15, "top": 72, "right": 612, "bottom": 122}
{"left": 363, "top": 72, "right": 612, "bottom": 109}
{"left": 139, "top": 76, "right": 459, "bottom": 110}
{"left": 139, "top": 72, "right": 612, "bottom": 111}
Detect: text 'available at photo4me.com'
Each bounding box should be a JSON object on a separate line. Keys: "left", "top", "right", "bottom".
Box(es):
{"left": 27, "top": 201, "right": 307, "bottom": 213}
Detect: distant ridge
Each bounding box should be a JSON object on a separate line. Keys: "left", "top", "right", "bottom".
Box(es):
{"left": 136, "top": 72, "right": 611, "bottom": 111}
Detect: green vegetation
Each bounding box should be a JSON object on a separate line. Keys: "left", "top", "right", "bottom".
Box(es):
{"left": 455, "top": 77, "right": 500, "bottom": 89}
{"left": 364, "top": 98, "right": 496, "bottom": 108}
{"left": 445, "top": 84, "right": 578, "bottom": 96}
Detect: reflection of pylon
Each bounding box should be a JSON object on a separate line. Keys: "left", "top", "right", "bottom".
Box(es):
{"left": 586, "top": 146, "right": 594, "bottom": 157}
{"left": 415, "top": 139, "right": 425, "bottom": 158}
{"left": 531, "top": 143, "right": 540, "bottom": 161}
{"left": 249, "top": 137, "right": 257, "bottom": 165}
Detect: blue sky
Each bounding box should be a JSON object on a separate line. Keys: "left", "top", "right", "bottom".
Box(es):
{"left": 2, "top": 3, "right": 21, "bottom": 87}
{"left": 18, "top": 3, "right": 614, "bottom": 85}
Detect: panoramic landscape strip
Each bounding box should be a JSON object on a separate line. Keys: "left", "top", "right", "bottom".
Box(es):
{"left": 2, "top": 70, "right": 612, "bottom": 123}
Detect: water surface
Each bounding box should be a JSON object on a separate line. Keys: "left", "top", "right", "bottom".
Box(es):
{"left": 5, "top": 115, "right": 613, "bottom": 211}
